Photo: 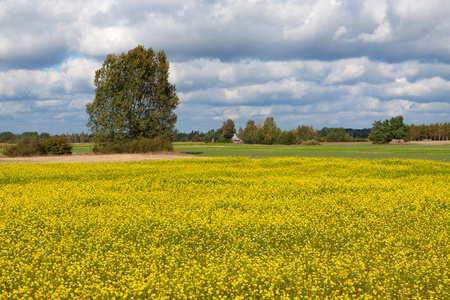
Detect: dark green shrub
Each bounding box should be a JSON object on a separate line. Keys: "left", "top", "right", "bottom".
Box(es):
{"left": 2, "top": 145, "right": 17, "bottom": 157}
{"left": 93, "top": 143, "right": 126, "bottom": 154}
{"left": 3, "top": 138, "right": 45, "bottom": 157}
{"left": 355, "top": 138, "right": 369, "bottom": 142}
{"left": 42, "top": 137, "right": 73, "bottom": 155}
{"left": 93, "top": 137, "right": 173, "bottom": 154}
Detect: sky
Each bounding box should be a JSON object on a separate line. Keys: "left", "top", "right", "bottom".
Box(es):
{"left": 1, "top": 0, "right": 450, "bottom": 135}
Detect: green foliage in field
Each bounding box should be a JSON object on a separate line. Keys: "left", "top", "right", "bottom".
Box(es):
{"left": 1, "top": 158, "right": 450, "bottom": 298}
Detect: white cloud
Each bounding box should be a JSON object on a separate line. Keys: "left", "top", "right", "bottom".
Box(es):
{"left": 333, "top": 26, "right": 349, "bottom": 40}
{"left": 0, "top": 69, "right": 64, "bottom": 99}
{"left": 383, "top": 99, "right": 415, "bottom": 117}
{"left": 34, "top": 100, "right": 66, "bottom": 108}
{"left": 324, "top": 58, "right": 367, "bottom": 84}
{"left": 358, "top": 21, "right": 392, "bottom": 43}
{"left": 363, "top": 0, "right": 388, "bottom": 24}
{"left": 413, "top": 102, "right": 450, "bottom": 113}
{"left": 281, "top": 0, "right": 343, "bottom": 41}
{"left": 0, "top": 57, "right": 99, "bottom": 100}
{"left": 54, "top": 112, "right": 72, "bottom": 119}
{"left": 384, "top": 77, "right": 450, "bottom": 97}
{"left": 60, "top": 57, "right": 101, "bottom": 92}
{"left": 69, "top": 97, "right": 93, "bottom": 110}
{"left": 0, "top": 101, "right": 31, "bottom": 116}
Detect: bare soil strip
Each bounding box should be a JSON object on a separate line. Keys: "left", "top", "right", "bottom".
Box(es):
{"left": 407, "top": 140, "right": 450, "bottom": 145}
{"left": 0, "top": 152, "right": 197, "bottom": 164}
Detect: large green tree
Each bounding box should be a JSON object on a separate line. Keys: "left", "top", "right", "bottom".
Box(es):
{"left": 295, "top": 125, "right": 317, "bottom": 142}
{"left": 242, "top": 120, "right": 259, "bottom": 144}
{"left": 369, "top": 115, "right": 408, "bottom": 143}
{"left": 0, "top": 131, "right": 14, "bottom": 143}
{"left": 86, "top": 46, "right": 179, "bottom": 143}
{"left": 221, "top": 119, "right": 236, "bottom": 140}
{"left": 260, "top": 117, "right": 280, "bottom": 145}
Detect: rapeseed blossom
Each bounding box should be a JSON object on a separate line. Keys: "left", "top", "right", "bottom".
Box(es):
{"left": 1, "top": 157, "right": 449, "bottom": 299}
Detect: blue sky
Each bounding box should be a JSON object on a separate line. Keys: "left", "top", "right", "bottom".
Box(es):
{"left": 1, "top": 0, "right": 449, "bottom": 135}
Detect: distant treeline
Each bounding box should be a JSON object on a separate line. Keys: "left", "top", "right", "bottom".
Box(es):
{"left": 174, "top": 128, "right": 369, "bottom": 144}
{"left": 174, "top": 118, "right": 449, "bottom": 144}
{"left": 0, "top": 131, "right": 92, "bottom": 144}
{"left": 174, "top": 117, "right": 372, "bottom": 144}
{"left": 408, "top": 123, "right": 450, "bottom": 141}
{"left": 1, "top": 121, "right": 447, "bottom": 145}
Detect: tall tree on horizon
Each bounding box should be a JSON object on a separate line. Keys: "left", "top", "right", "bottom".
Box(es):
{"left": 86, "top": 45, "right": 179, "bottom": 143}
{"left": 221, "top": 119, "right": 236, "bottom": 140}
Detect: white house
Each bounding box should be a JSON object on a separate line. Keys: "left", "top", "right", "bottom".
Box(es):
{"left": 231, "top": 134, "right": 243, "bottom": 144}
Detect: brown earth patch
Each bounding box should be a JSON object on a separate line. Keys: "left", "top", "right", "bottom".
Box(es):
{"left": 0, "top": 152, "right": 199, "bottom": 164}
{"left": 407, "top": 140, "right": 450, "bottom": 145}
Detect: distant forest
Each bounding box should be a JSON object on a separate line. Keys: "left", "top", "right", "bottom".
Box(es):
{"left": 1, "top": 121, "right": 448, "bottom": 144}
{"left": 173, "top": 127, "right": 372, "bottom": 144}
{"left": 174, "top": 118, "right": 449, "bottom": 144}
{"left": 0, "top": 131, "right": 91, "bottom": 144}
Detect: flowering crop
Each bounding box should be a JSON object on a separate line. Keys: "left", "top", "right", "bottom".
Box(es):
{"left": 1, "top": 157, "right": 449, "bottom": 299}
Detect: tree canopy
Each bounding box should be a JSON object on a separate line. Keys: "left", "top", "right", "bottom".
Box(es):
{"left": 221, "top": 119, "right": 236, "bottom": 140}
{"left": 86, "top": 46, "right": 179, "bottom": 143}
{"left": 369, "top": 115, "right": 408, "bottom": 143}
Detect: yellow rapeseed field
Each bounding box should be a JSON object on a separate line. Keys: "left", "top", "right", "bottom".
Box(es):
{"left": 1, "top": 157, "right": 449, "bottom": 299}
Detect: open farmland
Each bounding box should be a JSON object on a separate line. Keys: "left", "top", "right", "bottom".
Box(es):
{"left": 173, "top": 141, "right": 450, "bottom": 162}
{"left": 2, "top": 141, "right": 449, "bottom": 162}
{"left": 1, "top": 157, "right": 450, "bottom": 299}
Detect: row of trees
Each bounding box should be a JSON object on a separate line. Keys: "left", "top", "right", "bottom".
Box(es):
{"left": 0, "top": 131, "right": 50, "bottom": 143}
{"left": 240, "top": 118, "right": 364, "bottom": 144}
{"left": 369, "top": 116, "right": 450, "bottom": 143}
{"left": 175, "top": 117, "right": 449, "bottom": 145}
{"left": 173, "top": 117, "right": 364, "bottom": 144}
{"left": 408, "top": 122, "right": 450, "bottom": 141}
{"left": 241, "top": 117, "right": 297, "bottom": 145}
{"left": 3, "top": 119, "right": 447, "bottom": 146}
{"left": 174, "top": 128, "right": 368, "bottom": 144}
{"left": 0, "top": 131, "right": 92, "bottom": 144}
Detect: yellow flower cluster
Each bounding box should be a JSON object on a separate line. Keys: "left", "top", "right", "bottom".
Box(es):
{"left": 1, "top": 157, "right": 449, "bottom": 299}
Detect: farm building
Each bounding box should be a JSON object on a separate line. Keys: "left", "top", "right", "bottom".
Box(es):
{"left": 231, "top": 134, "right": 243, "bottom": 144}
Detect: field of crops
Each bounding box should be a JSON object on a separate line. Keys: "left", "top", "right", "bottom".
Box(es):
{"left": 1, "top": 157, "right": 450, "bottom": 299}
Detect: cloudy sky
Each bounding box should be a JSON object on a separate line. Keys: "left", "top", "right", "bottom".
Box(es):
{"left": 1, "top": 0, "right": 450, "bottom": 134}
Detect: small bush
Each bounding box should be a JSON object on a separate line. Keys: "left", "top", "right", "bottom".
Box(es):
{"left": 3, "top": 138, "right": 45, "bottom": 157}
{"left": 355, "top": 138, "right": 369, "bottom": 142}
{"left": 42, "top": 137, "right": 73, "bottom": 155}
{"left": 93, "top": 137, "right": 173, "bottom": 154}
{"left": 302, "top": 140, "right": 321, "bottom": 145}
{"left": 93, "top": 142, "right": 126, "bottom": 154}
